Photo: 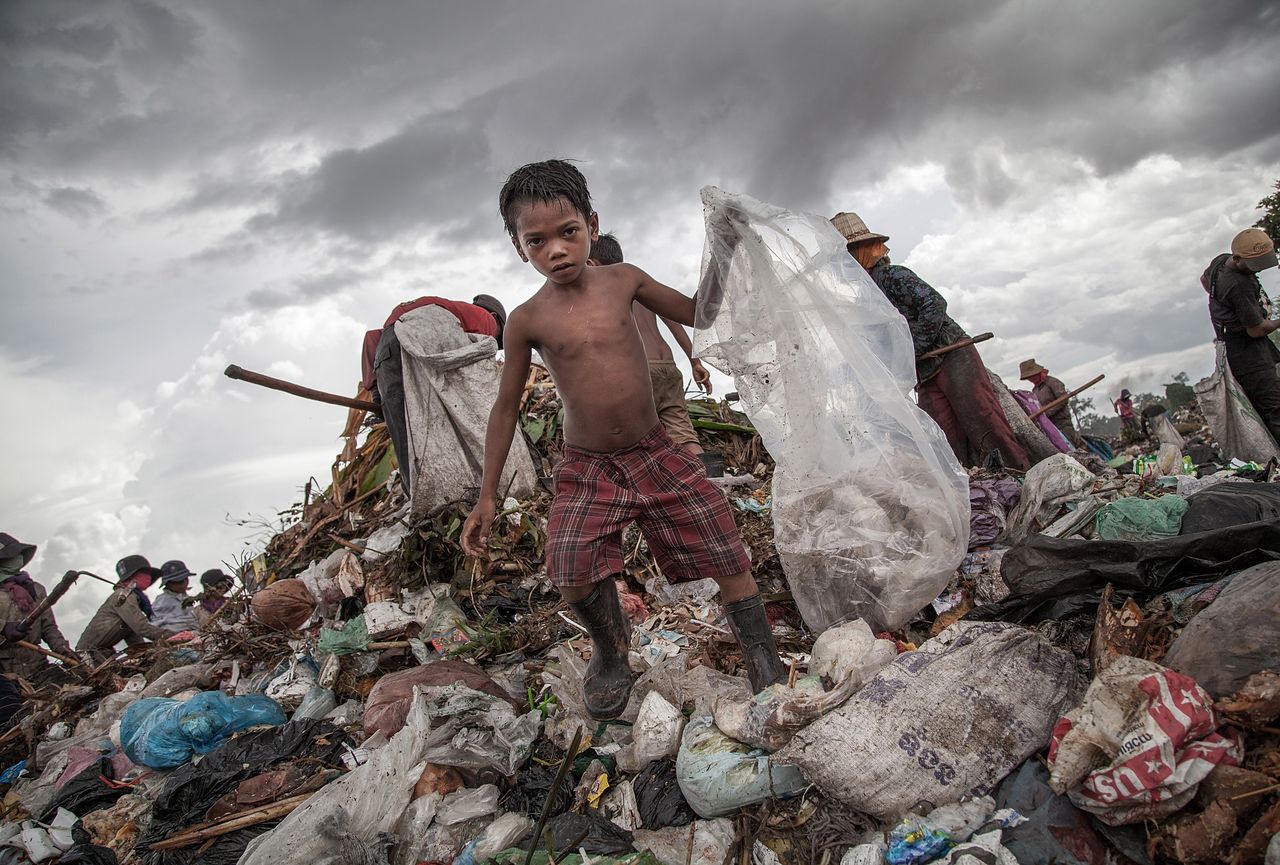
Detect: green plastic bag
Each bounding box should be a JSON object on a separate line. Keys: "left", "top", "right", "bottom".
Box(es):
{"left": 317, "top": 615, "right": 369, "bottom": 655}
{"left": 1095, "top": 494, "right": 1189, "bottom": 541}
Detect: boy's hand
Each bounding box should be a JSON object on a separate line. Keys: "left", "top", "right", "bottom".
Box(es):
{"left": 461, "top": 499, "right": 497, "bottom": 557}
{"left": 691, "top": 360, "right": 712, "bottom": 394}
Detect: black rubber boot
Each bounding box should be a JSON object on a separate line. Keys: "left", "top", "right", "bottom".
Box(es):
{"left": 567, "top": 579, "right": 635, "bottom": 720}
{"left": 723, "top": 594, "right": 787, "bottom": 693}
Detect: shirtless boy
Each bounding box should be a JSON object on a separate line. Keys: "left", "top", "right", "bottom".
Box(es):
{"left": 587, "top": 233, "right": 712, "bottom": 461}
{"left": 461, "top": 160, "right": 784, "bottom": 719}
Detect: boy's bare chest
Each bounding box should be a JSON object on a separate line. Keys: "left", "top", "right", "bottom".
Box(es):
{"left": 535, "top": 299, "right": 638, "bottom": 359}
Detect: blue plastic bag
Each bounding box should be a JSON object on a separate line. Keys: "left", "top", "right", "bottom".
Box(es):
{"left": 120, "top": 691, "right": 285, "bottom": 769}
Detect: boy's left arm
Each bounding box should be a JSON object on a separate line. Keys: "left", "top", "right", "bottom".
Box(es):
{"left": 630, "top": 264, "right": 696, "bottom": 327}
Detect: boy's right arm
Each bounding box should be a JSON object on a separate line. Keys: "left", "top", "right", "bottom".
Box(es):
{"left": 461, "top": 313, "right": 533, "bottom": 557}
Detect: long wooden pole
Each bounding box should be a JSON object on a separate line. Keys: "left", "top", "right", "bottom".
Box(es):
{"left": 147, "top": 792, "right": 315, "bottom": 850}
{"left": 1029, "top": 374, "right": 1106, "bottom": 420}
{"left": 0, "top": 570, "right": 81, "bottom": 648}
{"left": 918, "top": 332, "right": 994, "bottom": 361}
{"left": 224, "top": 365, "right": 381, "bottom": 415}
{"left": 15, "top": 641, "right": 82, "bottom": 668}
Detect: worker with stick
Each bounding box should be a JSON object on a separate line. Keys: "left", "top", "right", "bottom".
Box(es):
{"left": 0, "top": 533, "right": 80, "bottom": 727}
{"left": 76, "top": 555, "right": 177, "bottom": 664}
{"left": 1019, "top": 359, "right": 1086, "bottom": 448}
{"left": 832, "top": 212, "right": 1031, "bottom": 471}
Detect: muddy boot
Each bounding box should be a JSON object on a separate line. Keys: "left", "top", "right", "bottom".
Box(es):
{"left": 567, "top": 578, "right": 635, "bottom": 720}
{"left": 723, "top": 594, "right": 787, "bottom": 692}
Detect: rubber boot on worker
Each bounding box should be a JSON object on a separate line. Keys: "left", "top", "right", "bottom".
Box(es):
{"left": 723, "top": 593, "right": 788, "bottom": 693}
{"left": 567, "top": 578, "right": 635, "bottom": 721}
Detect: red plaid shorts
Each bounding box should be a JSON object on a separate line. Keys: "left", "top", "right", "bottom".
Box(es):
{"left": 546, "top": 424, "right": 751, "bottom": 588}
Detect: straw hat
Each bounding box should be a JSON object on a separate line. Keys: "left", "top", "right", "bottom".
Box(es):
{"left": 830, "top": 212, "right": 888, "bottom": 245}
{"left": 1019, "top": 359, "right": 1046, "bottom": 380}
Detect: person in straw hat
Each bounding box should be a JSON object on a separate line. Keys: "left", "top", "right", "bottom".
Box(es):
{"left": 831, "top": 211, "right": 1030, "bottom": 471}
{"left": 1201, "top": 227, "right": 1280, "bottom": 444}
{"left": 1018, "top": 358, "right": 1085, "bottom": 448}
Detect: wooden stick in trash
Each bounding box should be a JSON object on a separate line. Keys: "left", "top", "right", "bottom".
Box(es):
{"left": 1029, "top": 374, "right": 1106, "bottom": 420}
{"left": 224, "top": 364, "right": 382, "bottom": 415}
{"left": 917, "top": 332, "right": 994, "bottom": 361}
{"left": 15, "top": 641, "right": 83, "bottom": 668}
{"left": 149, "top": 792, "right": 315, "bottom": 850}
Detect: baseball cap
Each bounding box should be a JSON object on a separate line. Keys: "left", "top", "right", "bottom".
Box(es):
{"left": 1232, "top": 228, "right": 1278, "bottom": 272}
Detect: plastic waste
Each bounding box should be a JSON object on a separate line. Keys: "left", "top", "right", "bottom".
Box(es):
{"left": 675, "top": 717, "right": 808, "bottom": 818}
{"left": 1094, "top": 494, "right": 1188, "bottom": 541}
{"left": 841, "top": 843, "right": 888, "bottom": 865}
{"left": 413, "top": 684, "right": 541, "bottom": 776}
{"left": 633, "top": 759, "right": 696, "bottom": 830}
{"left": 1162, "top": 562, "right": 1280, "bottom": 698}
{"left": 138, "top": 663, "right": 214, "bottom": 699}
{"left": 1181, "top": 482, "right": 1280, "bottom": 535}
{"left": 292, "top": 686, "right": 338, "bottom": 721}
{"left": 119, "top": 691, "right": 285, "bottom": 770}
{"left": 1002, "top": 454, "right": 1094, "bottom": 543}
{"left": 692, "top": 186, "right": 969, "bottom": 632}
{"left": 264, "top": 654, "right": 320, "bottom": 711}
{"left": 317, "top": 615, "right": 370, "bottom": 655}
{"left": 1047, "top": 656, "right": 1242, "bottom": 825}
{"left": 452, "top": 812, "right": 533, "bottom": 865}
{"left": 633, "top": 817, "right": 735, "bottom": 865}
{"left": 616, "top": 691, "right": 685, "bottom": 773}
{"left": 241, "top": 692, "right": 458, "bottom": 865}
{"left": 968, "top": 479, "right": 1021, "bottom": 549}
{"left": 993, "top": 760, "right": 1109, "bottom": 865}
{"left": 362, "top": 521, "right": 414, "bottom": 562}
{"left": 436, "top": 785, "right": 500, "bottom": 825}
{"left": 502, "top": 764, "right": 574, "bottom": 820}
{"left": 776, "top": 622, "right": 1080, "bottom": 821}
{"left": 1193, "top": 343, "right": 1280, "bottom": 464}
{"left": 810, "top": 618, "right": 896, "bottom": 685}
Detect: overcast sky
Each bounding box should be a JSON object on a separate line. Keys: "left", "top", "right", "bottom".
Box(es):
{"left": 3, "top": 0, "right": 1278, "bottom": 641}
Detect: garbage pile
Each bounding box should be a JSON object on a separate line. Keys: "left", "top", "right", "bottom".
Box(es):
{"left": 2, "top": 370, "right": 1278, "bottom": 865}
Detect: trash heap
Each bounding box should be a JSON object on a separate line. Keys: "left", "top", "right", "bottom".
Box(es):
{"left": 2, "top": 371, "right": 1278, "bottom": 865}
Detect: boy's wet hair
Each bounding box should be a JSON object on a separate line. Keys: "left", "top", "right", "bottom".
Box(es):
{"left": 590, "top": 233, "right": 623, "bottom": 266}
{"left": 498, "top": 159, "right": 593, "bottom": 237}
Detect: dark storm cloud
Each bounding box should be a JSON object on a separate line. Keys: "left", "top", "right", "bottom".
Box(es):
{"left": 1065, "top": 301, "right": 1215, "bottom": 364}
{"left": 42, "top": 185, "right": 106, "bottom": 218}
{"left": 243, "top": 267, "right": 368, "bottom": 311}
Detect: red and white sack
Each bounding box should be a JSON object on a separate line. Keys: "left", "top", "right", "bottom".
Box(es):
{"left": 1047, "top": 656, "right": 1242, "bottom": 826}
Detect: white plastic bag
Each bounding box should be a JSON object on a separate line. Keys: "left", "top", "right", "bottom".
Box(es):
{"left": 694, "top": 187, "right": 970, "bottom": 632}
{"left": 1194, "top": 341, "right": 1280, "bottom": 463}
{"left": 616, "top": 691, "right": 685, "bottom": 773}
{"left": 633, "top": 818, "right": 737, "bottom": 865}
{"left": 1001, "top": 454, "right": 1094, "bottom": 543}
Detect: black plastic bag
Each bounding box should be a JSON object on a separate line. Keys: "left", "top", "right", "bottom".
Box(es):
{"left": 521, "top": 812, "right": 634, "bottom": 857}
{"left": 969, "top": 519, "right": 1280, "bottom": 623}
{"left": 58, "top": 844, "right": 119, "bottom": 865}
{"left": 501, "top": 765, "right": 573, "bottom": 819}
{"left": 41, "top": 758, "right": 128, "bottom": 822}
{"left": 138, "top": 719, "right": 352, "bottom": 865}
{"left": 632, "top": 759, "right": 695, "bottom": 829}
{"left": 1162, "top": 562, "right": 1280, "bottom": 698}
{"left": 1180, "top": 482, "right": 1280, "bottom": 535}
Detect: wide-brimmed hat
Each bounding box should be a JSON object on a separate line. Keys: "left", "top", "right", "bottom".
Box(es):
{"left": 0, "top": 533, "right": 36, "bottom": 567}
{"left": 472, "top": 294, "right": 507, "bottom": 347}
{"left": 116, "top": 554, "right": 162, "bottom": 584}
{"left": 200, "top": 568, "right": 233, "bottom": 589}
{"left": 1232, "top": 228, "right": 1278, "bottom": 273}
{"left": 159, "top": 560, "right": 196, "bottom": 584}
{"left": 830, "top": 212, "right": 889, "bottom": 246}
{"left": 1019, "top": 359, "right": 1046, "bottom": 380}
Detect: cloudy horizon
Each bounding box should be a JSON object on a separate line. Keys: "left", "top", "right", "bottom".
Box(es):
{"left": 3, "top": 0, "right": 1278, "bottom": 641}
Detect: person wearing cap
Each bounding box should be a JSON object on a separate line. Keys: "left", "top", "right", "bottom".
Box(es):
{"left": 1202, "top": 227, "right": 1280, "bottom": 443}
{"left": 359, "top": 294, "right": 508, "bottom": 493}
{"left": 1113, "top": 389, "right": 1140, "bottom": 438}
{"left": 831, "top": 211, "right": 1031, "bottom": 471}
{"left": 150, "top": 560, "right": 199, "bottom": 632}
{"left": 193, "top": 569, "right": 234, "bottom": 628}
{"left": 75, "top": 555, "right": 176, "bottom": 664}
{"left": 0, "top": 533, "right": 78, "bottom": 726}
{"left": 1018, "top": 359, "right": 1085, "bottom": 448}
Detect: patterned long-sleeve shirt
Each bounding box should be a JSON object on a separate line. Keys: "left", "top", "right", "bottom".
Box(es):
{"left": 868, "top": 260, "right": 968, "bottom": 384}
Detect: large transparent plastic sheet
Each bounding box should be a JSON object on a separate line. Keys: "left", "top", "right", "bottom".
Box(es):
{"left": 693, "top": 187, "right": 969, "bottom": 633}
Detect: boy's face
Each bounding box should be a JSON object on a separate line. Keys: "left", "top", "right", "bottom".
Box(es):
{"left": 510, "top": 198, "right": 599, "bottom": 285}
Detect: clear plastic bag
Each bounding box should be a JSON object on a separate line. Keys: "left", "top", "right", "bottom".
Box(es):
{"left": 694, "top": 187, "right": 970, "bottom": 632}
